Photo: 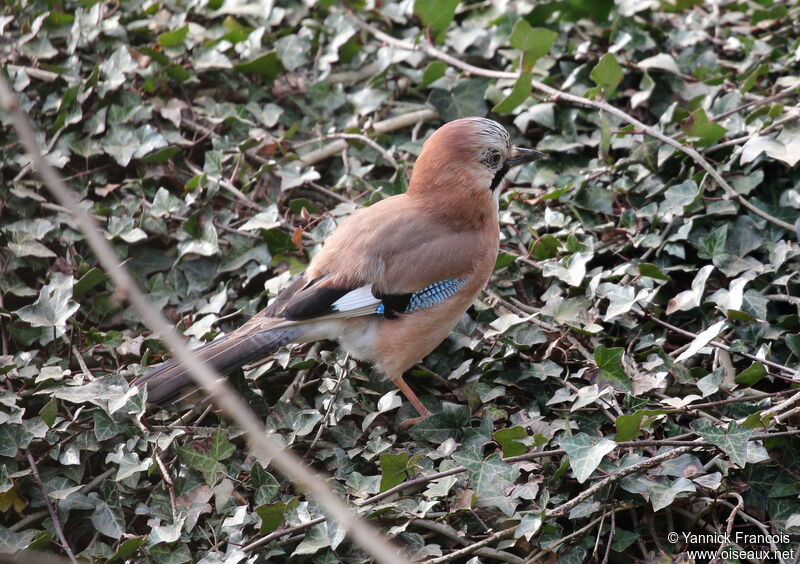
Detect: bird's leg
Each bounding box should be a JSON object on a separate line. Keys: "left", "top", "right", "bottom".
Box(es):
{"left": 392, "top": 375, "right": 432, "bottom": 428}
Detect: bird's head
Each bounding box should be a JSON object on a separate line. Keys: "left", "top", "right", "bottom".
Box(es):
{"left": 408, "top": 117, "right": 545, "bottom": 200}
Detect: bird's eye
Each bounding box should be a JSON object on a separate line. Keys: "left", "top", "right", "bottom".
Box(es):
{"left": 486, "top": 152, "right": 501, "bottom": 167}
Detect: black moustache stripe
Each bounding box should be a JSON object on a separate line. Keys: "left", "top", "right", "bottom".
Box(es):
{"left": 490, "top": 163, "right": 509, "bottom": 191}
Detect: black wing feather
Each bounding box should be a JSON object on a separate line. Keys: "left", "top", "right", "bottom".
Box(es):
{"left": 373, "top": 291, "right": 413, "bottom": 319}
{"left": 283, "top": 285, "right": 353, "bottom": 320}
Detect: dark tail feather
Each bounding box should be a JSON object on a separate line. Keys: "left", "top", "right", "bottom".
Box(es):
{"left": 135, "top": 326, "right": 304, "bottom": 404}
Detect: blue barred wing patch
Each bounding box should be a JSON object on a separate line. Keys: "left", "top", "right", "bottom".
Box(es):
{"left": 376, "top": 279, "right": 466, "bottom": 315}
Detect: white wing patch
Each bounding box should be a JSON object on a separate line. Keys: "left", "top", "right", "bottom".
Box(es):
{"left": 331, "top": 285, "right": 381, "bottom": 312}
{"left": 266, "top": 285, "right": 382, "bottom": 330}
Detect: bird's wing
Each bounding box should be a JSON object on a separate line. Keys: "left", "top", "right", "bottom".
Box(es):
{"left": 232, "top": 194, "right": 492, "bottom": 334}
{"left": 230, "top": 272, "right": 382, "bottom": 337}
{"left": 310, "top": 194, "right": 489, "bottom": 290}
{"left": 238, "top": 194, "right": 491, "bottom": 330}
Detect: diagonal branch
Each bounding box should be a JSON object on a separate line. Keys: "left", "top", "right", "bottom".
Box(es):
{"left": 25, "top": 451, "right": 78, "bottom": 564}
{"left": 635, "top": 308, "right": 797, "bottom": 377}
{"left": 425, "top": 446, "right": 694, "bottom": 563}
{"left": 241, "top": 429, "right": 800, "bottom": 553}
{"left": 298, "top": 108, "right": 437, "bottom": 166}
{"left": 350, "top": 13, "right": 795, "bottom": 232}
{"left": 0, "top": 72, "right": 407, "bottom": 564}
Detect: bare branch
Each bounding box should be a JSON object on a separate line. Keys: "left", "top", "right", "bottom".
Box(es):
{"left": 350, "top": 13, "right": 796, "bottom": 232}
{"left": 298, "top": 108, "right": 437, "bottom": 166}
{"left": 24, "top": 451, "right": 78, "bottom": 564}
{"left": 0, "top": 71, "right": 407, "bottom": 564}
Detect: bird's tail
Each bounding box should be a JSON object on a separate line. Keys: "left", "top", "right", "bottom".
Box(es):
{"left": 135, "top": 326, "right": 305, "bottom": 404}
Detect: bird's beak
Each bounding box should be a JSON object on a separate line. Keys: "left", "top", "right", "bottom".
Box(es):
{"left": 506, "top": 147, "right": 546, "bottom": 167}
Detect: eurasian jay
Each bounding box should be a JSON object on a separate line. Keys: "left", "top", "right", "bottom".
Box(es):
{"left": 136, "top": 117, "right": 544, "bottom": 421}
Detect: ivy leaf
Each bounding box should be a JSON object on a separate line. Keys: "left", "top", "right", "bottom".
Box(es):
{"left": 638, "top": 263, "right": 672, "bottom": 281}
{"left": 492, "top": 72, "right": 533, "bottom": 114}
{"left": 637, "top": 53, "right": 681, "bottom": 74}
{"left": 741, "top": 128, "right": 800, "bottom": 167}
{"left": 108, "top": 536, "right": 146, "bottom": 562}
{"left": 663, "top": 179, "right": 700, "bottom": 216}
{"left": 0, "top": 526, "right": 37, "bottom": 552}
{"left": 515, "top": 512, "right": 543, "bottom": 540}
{"left": 735, "top": 361, "right": 767, "bottom": 387}
{"left": 493, "top": 426, "right": 528, "bottom": 457}
{"left": 149, "top": 515, "right": 186, "bottom": 546}
{"left": 691, "top": 420, "right": 752, "bottom": 468}
{"left": 452, "top": 446, "right": 519, "bottom": 516}
{"left": 681, "top": 108, "right": 727, "bottom": 147}
{"left": 414, "top": 0, "right": 459, "bottom": 39}
{"left": 39, "top": 397, "right": 58, "bottom": 428}
{"left": 176, "top": 431, "right": 236, "bottom": 484}
{"left": 256, "top": 498, "right": 298, "bottom": 535}
{"left": 293, "top": 522, "right": 333, "bottom": 555}
{"left": 428, "top": 79, "right": 487, "bottom": 122}
{"left": 588, "top": 53, "right": 623, "bottom": 98}
{"left": 89, "top": 488, "right": 125, "bottom": 539}
{"left": 559, "top": 433, "right": 616, "bottom": 483}
{"left": 0, "top": 482, "right": 27, "bottom": 514}
{"left": 0, "top": 425, "right": 35, "bottom": 458}
{"left": 234, "top": 51, "right": 283, "bottom": 79}
{"left": 409, "top": 402, "right": 469, "bottom": 444}
{"left": 421, "top": 61, "right": 447, "bottom": 87}
{"left": 379, "top": 453, "right": 409, "bottom": 492}
{"left": 674, "top": 320, "right": 726, "bottom": 363}
{"left": 529, "top": 234, "right": 561, "bottom": 260}
{"left": 594, "top": 346, "right": 631, "bottom": 392}
{"left": 647, "top": 477, "right": 696, "bottom": 511}
{"left": 14, "top": 273, "right": 78, "bottom": 329}
{"left": 509, "top": 20, "right": 556, "bottom": 54}
{"left": 614, "top": 409, "right": 673, "bottom": 441}
{"left": 508, "top": 20, "right": 557, "bottom": 70}
{"left": 178, "top": 221, "right": 219, "bottom": 258}
{"left": 157, "top": 25, "right": 189, "bottom": 48}
{"left": 666, "top": 265, "right": 715, "bottom": 314}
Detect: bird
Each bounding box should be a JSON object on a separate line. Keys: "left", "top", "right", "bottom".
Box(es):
{"left": 135, "top": 117, "right": 545, "bottom": 423}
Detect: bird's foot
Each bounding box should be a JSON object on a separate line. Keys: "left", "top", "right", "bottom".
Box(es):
{"left": 399, "top": 408, "right": 432, "bottom": 430}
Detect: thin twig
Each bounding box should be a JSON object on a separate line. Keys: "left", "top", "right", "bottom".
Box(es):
{"left": 138, "top": 421, "right": 179, "bottom": 519}
{"left": 184, "top": 161, "right": 268, "bottom": 213}
{"left": 324, "top": 133, "right": 400, "bottom": 169}
{"left": 686, "top": 389, "right": 796, "bottom": 411}
{"left": 711, "top": 493, "right": 743, "bottom": 563}
{"left": 634, "top": 308, "right": 797, "bottom": 377}
{"left": 305, "top": 353, "right": 349, "bottom": 456}
{"left": 9, "top": 469, "right": 119, "bottom": 532}
{"left": 351, "top": 13, "right": 796, "bottom": 232}
{"left": 699, "top": 497, "right": 779, "bottom": 554}
{"left": 601, "top": 507, "right": 615, "bottom": 564}
{"left": 0, "top": 72, "right": 407, "bottom": 564}
{"left": 765, "top": 293, "right": 800, "bottom": 305}
{"left": 241, "top": 516, "right": 327, "bottom": 552}
{"left": 525, "top": 504, "right": 633, "bottom": 563}
{"left": 705, "top": 105, "right": 800, "bottom": 154}
{"left": 25, "top": 451, "right": 79, "bottom": 564}
{"left": 551, "top": 447, "right": 694, "bottom": 519}
{"left": 308, "top": 181, "right": 354, "bottom": 203}
{"left": 0, "top": 552, "right": 76, "bottom": 564}
{"left": 7, "top": 64, "right": 76, "bottom": 83}
{"left": 411, "top": 519, "right": 525, "bottom": 564}
{"left": 240, "top": 429, "right": 800, "bottom": 552}
{"left": 298, "top": 108, "right": 437, "bottom": 166}
{"left": 711, "top": 84, "right": 799, "bottom": 122}
{"left": 427, "top": 448, "right": 694, "bottom": 562}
